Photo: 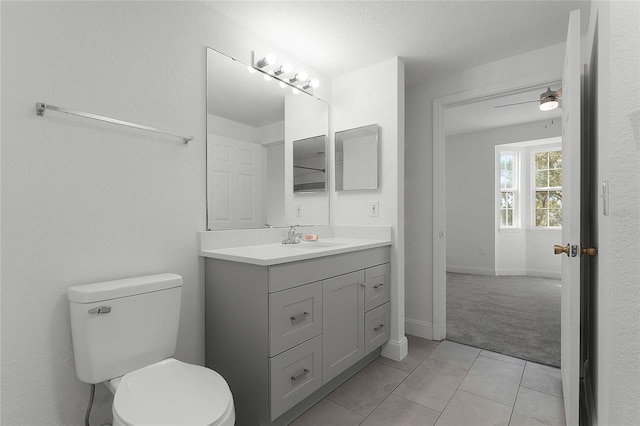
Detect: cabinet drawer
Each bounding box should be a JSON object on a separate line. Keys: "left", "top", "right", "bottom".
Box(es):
{"left": 270, "top": 335, "right": 323, "bottom": 420}
{"left": 269, "top": 281, "right": 323, "bottom": 356}
{"left": 364, "top": 263, "right": 390, "bottom": 311}
{"left": 364, "top": 302, "right": 390, "bottom": 355}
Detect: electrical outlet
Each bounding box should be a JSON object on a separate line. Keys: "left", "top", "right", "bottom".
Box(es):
{"left": 296, "top": 204, "right": 303, "bottom": 217}
{"left": 369, "top": 200, "right": 379, "bottom": 217}
{"left": 478, "top": 248, "right": 486, "bottom": 256}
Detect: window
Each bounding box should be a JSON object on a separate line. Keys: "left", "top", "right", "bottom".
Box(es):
{"left": 533, "top": 150, "right": 562, "bottom": 227}
{"left": 499, "top": 152, "right": 518, "bottom": 227}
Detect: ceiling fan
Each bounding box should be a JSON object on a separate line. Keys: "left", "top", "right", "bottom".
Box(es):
{"left": 494, "top": 87, "right": 562, "bottom": 111}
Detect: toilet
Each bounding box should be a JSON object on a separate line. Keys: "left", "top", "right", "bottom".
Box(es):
{"left": 68, "top": 273, "right": 235, "bottom": 426}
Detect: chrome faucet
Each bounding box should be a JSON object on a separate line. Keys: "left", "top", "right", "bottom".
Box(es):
{"left": 282, "top": 225, "right": 302, "bottom": 244}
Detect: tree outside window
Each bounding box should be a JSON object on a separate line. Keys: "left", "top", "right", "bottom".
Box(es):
{"left": 534, "top": 150, "right": 562, "bottom": 227}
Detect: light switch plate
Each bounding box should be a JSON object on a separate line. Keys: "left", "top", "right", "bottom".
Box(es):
{"left": 296, "top": 204, "right": 303, "bottom": 217}
{"left": 369, "top": 200, "right": 379, "bottom": 217}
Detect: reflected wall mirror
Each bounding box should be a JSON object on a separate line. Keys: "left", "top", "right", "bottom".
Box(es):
{"left": 335, "top": 124, "right": 379, "bottom": 191}
{"left": 293, "top": 135, "right": 327, "bottom": 192}
{"left": 206, "top": 47, "right": 330, "bottom": 230}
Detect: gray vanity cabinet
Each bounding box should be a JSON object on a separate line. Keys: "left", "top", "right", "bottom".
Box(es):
{"left": 204, "top": 246, "right": 390, "bottom": 425}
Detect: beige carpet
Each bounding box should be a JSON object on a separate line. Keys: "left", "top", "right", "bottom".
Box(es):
{"left": 446, "top": 272, "right": 561, "bottom": 367}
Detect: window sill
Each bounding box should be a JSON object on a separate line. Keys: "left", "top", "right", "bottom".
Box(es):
{"left": 498, "top": 227, "right": 523, "bottom": 233}
{"left": 527, "top": 227, "right": 562, "bottom": 232}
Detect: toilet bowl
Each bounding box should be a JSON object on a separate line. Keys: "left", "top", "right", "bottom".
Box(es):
{"left": 67, "top": 274, "right": 235, "bottom": 426}
{"left": 108, "top": 358, "right": 235, "bottom": 426}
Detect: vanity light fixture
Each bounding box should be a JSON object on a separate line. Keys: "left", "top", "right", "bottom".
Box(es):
{"left": 302, "top": 79, "right": 320, "bottom": 90}
{"left": 274, "top": 63, "right": 293, "bottom": 76}
{"left": 289, "top": 72, "right": 307, "bottom": 84}
{"left": 251, "top": 51, "right": 320, "bottom": 94}
{"left": 255, "top": 54, "right": 276, "bottom": 69}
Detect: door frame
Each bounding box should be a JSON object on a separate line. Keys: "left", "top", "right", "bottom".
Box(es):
{"left": 431, "top": 71, "right": 563, "bottom": 340}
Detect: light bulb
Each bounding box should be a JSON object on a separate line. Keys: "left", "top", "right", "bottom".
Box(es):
{"left": 264, "top": 73, "right": 273, "bottom": 81}
{"left": 279, "top": 82, "right": 287, "bottom": 89}
{"left": 539, "top": 99, "right": 559, "bottom": 111}
{"left": 310, "top": 79, "right": 320, "bottom": 88}
{"left": 297, "top": 71, "right": 308, "bottom": 81}
{"left": 247, "top": 66, "right": 257, "bottom": 74}
{"left": 292, "top": 88, "right": 300, "bottom": 95}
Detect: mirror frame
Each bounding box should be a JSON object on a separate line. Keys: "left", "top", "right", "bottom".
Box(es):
{"left": 335, "top": 124, "right": 379, "bottom": 191}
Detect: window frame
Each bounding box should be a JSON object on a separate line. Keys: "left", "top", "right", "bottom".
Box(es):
{"left": 497, "top": 150, "right": 520, "bottom": 229}
{"left": 530, "top": 144, "right": 563, "bottom": 229}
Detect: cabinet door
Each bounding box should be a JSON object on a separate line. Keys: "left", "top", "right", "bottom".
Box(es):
{"left": 322, "top": 271, "right": 365, "bottom": 384}
{"left": 364, "top": 263, "right": 390, "bottom": 312}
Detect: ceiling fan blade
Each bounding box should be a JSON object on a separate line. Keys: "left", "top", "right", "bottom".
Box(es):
{"left": 493, "top": 99, "right": 539, "bottom": 108}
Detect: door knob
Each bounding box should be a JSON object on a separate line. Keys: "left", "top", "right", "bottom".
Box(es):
{"left": 581, "top": 247, "right": 598, "bottom": 256}
{"left": 554, "top": 244, "right": 570, "bottom": 256}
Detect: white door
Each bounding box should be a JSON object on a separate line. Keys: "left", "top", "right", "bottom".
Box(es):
{"left": 207, "top": 134, "right": 264, "bottom": 230}
{"left": 559, "top": 9, "right": 581, "bottom": 426}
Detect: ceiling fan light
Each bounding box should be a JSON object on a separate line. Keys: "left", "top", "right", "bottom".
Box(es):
{"left": 540, "top": 97, "right": 559, "bottom": 111}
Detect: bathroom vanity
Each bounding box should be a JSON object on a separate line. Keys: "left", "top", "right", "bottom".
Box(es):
{"left": 202, "top": 239, "right": 391, "bottom": 425}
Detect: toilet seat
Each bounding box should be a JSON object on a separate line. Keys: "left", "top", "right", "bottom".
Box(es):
{"left": 112, "top": 358, "right": 234, "bottom": 426}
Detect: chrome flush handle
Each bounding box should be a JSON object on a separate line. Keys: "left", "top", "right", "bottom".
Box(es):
{"left": 88, "top": 306, "right": 111, "bottom": 314}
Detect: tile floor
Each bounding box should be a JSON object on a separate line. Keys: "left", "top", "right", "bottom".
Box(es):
{"left": 291, "top": 336, "right": 566, "bottom": 426}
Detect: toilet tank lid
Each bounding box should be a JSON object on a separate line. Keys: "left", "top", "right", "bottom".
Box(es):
{"left": 68, "top": 273, "right": 182, "bottom": 303}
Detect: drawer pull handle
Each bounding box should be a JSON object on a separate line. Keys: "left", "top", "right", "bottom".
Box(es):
{"left": 373, "top": 283, "right": 385, "bottom": 289}
{"left": 291, "top": 368, "right": 310, "bottom": 382}
{"left": 374, "top": 324, "right": 385, "bottom": 331}
{"left": 290, "top": 312, "right": 309, "bottom": 321}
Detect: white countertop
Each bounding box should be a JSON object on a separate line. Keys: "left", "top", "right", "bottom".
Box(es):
{"left": 199, "top": 237, "right": 391, "bottom": 266}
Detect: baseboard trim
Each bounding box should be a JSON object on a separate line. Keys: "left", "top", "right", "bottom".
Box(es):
{"left": 405, "top": 318, "right": 434, "bottom": 340}
{"left": 381, "top": 336, "right": 408, "bottom": 361}
{"left": 496, "top": 268, "right": 526, "bottom": 276}
{"left": 526, "top": 269, "right": 561, "bottom": 279}
{"left": 446, "top": 265, "right": 495, "bottom": 276}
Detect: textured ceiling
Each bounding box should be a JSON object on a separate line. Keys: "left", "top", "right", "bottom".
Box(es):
{"left": 204, "top": 1, "right": 591, "bottom": 86}
{"left": 445, "top": 83, "right": 563, "bottom": 135}
{"left": 205, "top": 1, "right": 590, "bottom": 133}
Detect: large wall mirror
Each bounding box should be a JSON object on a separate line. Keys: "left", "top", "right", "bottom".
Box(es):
{"left": 206, "top": 47, "right": 330, "bottom": 230}
{"left": 335, "top": 124, "right": 379, "bottom": 191}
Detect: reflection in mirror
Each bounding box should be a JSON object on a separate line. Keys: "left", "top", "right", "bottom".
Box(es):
{"left": 293, "top": 135, "right": 327, "bottom": 192}
{"left": 206, "top": 47, "right": 329, "bottom": 230}
{"left": 335, "top": 124, "right": 379, "bottom": 191}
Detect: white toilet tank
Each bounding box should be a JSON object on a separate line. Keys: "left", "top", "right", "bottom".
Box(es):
{"left": 68, "top": 273, "right": 182, "bottom": 384}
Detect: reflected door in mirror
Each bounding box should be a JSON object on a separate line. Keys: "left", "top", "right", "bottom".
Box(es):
{"left": 208, "top": 135, "right": 265, "bottom": 230}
